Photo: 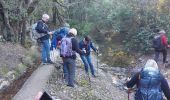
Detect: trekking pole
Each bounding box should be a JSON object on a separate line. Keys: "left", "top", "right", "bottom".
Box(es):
{"left": 97, "top": 52, "right": 99, "bottom": 75}
{"left": 87, "top": 72, "right": 91, "bottom": 88}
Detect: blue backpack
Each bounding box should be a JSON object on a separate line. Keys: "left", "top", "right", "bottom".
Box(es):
{"left": 152, "top": 35, "right": 164, "bottom": 50}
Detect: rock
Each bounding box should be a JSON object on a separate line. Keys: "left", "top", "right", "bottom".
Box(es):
{"left": 0, "top": 80, "right": 10, "bottom": 90}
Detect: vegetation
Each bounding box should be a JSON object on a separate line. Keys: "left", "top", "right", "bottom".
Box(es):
{"left": 1, "top": 0, "right": 170, "bottom": 66}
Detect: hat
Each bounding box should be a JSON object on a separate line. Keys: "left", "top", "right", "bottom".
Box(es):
{"left": 159, "top": 30, "right": 165, "bottom": 34}
{"left": 69, "top": 28, "right": 77, "bottom": 36}
{"left": 144, "top": 59, "right": 158, "bottom": 69}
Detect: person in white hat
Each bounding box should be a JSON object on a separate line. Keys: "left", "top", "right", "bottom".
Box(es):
{"left": 60, "top": 28, "right": 84, "bottom": 87}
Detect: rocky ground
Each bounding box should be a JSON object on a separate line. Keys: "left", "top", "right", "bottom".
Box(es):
{"left": 0, "top": 42, "right": 170, "bottom": 100}
{"left": 46, "top": 51, "right": 170, "bottom": 100}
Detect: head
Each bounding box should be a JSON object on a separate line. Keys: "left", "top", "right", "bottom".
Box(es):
{"left": 42, "top": 14, "right": 50, "bottom": 22}
{"left": 159, "top": 30, "right": 165, "bottom": 34}
{"left": 69, "top": 28, "right": 77, "bottom": 36}
{"left": 84, "top": 36, "right": 91, "bottom": 44}
{"left": 144, "top": 59, "right": 158, "bottom": 70}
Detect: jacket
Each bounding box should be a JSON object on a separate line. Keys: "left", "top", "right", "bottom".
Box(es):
{"left": 126, "top": 67, "right": 170, "bottom": 100}
{"left": 79, "top": 40, "right": 97, "bottom": 55}
{"left": 35, "top": 20, "right": 50, "bottom": 41}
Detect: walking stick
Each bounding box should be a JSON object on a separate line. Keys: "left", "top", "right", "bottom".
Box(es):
{"left": 97, "top": 52, "right": 99, "bottom": 75}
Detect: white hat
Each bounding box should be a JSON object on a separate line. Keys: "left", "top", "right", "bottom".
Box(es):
{"left": 69, "top": 28, "right": 77, "bottom": 36}
{"left": 42, "top": 14, "right": 50, "bottom": 20}
{"left": 159, "top": 30, "right": 165, "bottom": 34}
{"left": 144, "top": 59, "right": 158, "bottom": 69}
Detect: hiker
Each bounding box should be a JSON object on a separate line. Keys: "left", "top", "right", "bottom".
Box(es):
{"left": 79, "top": 36, "right": 98, "bottom": 77}
{"left": 153, "top": 29, "right": 170, "bottom": 65}
{"left": 50, "top": 23, "right": 70, "bottom": 50}
{"left": 35, "top": 14, "right": 54, "bottom": 65}
{"left": 60, "top": 28, "right": 84, "bottom": 87}
{"left": 126, "top": 59, "right": 170, "bottom": 100}
{"left": 50, "top": 23, "right": 70, "bottom": 82}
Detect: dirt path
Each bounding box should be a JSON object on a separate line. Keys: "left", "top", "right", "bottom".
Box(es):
{"left": 12, "top": 65, "right": 55, "bottom": 100}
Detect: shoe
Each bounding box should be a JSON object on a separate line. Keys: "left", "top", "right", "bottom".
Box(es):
{"left": 92, "top": 74, "right": 96, "bottom": 78}
{"left": 41, "top": 62, "right": 47, "bottom": 65}
{"left": 47, "top": 61, "right": 55, "bottom": 64}
{"left": 67, "top": 84, "right": 74, "bottom": 87}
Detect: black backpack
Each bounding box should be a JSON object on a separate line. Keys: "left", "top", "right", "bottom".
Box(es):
{"left": 152, "top": 35, "right": 164, "bottom": 50}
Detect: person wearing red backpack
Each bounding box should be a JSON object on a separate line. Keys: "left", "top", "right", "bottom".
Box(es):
{"left": 153, "top": 29, "right": 170, "bottom": 66}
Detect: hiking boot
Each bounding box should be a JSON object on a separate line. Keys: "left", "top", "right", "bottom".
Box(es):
{"left": 47, "top": 61, "right": 55, "bottom": 64}
{"left": 67, "top": 84, "right": 74, "bottom": 88}
{"left": 41, "top": 62, "right": 47, "bottom": 65}
{"left": 92, "top": 74, "right": 96, "bottom": 78}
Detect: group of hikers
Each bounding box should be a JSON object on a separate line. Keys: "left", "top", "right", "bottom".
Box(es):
{"left": 34, "top": 14, "right": 170, "bottom": 100}
{"left": 34, "top": 14, "right": 98, "bottom": 88}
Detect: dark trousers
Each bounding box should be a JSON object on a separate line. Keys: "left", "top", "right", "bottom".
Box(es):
{"left": 62, "top": 58, "right": 76, "bottom": 86}
{"left": 154, "top": 49, "right": 167, "bottom": 63}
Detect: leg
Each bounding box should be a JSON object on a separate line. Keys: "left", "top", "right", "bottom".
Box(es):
{"left": 62, "top": 58, "right": 69, "bottom": 83}
{"left": 41, "top": 40, "right": 47, "bottom": 63}
{"left": 67, "top": 58, "right": 76, "bottom": 87}
{"left": 44, "top": 39, "right": 52, "bottom": 63}
{"left": 86, "top": 55, "right": 95, "bottom": 76}
{"left": 162, "top": 49, "right": 167, "bottom": 63}
{"left": 154, "top": 50, "right": 160, "bottom": 63}
{"left": 80, "top": 55, "right": 89, "bottom": 73}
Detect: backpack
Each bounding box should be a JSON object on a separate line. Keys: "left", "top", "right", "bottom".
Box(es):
{"left": 60, "top": 37, "right": 74, "bottom": 57}
{"left": 31, "top": 22, "right": 46, "bottom": 40}
{"left": 136, "top": 67, "right": 163, "bottom": 100}
{"left": 152, "top": 35, "right": 164, "bottom": 50}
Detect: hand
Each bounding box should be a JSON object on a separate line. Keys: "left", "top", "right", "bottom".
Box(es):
{"left": 48, "top": 32, "right": 53, "bottom": 35}
{"left": 126, "top": 77, "right": 131, "bottom": 82}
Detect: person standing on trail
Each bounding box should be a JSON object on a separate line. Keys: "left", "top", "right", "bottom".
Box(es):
{"left": 79, "top": 36, "right": 98, "bottom": 77}
{"left": 60, "top": 28, "right": 84, "bottom": 87}
{"left": 50, "top": 23, "right": 70, "bottom": 50}
{"left": 153, "top": 29, "right": 170, "bottom": 65}
{"left": 50, "top": 23, "right": 70, "bottom": 80}
{"left": 36, "top": 14, "right": 54, "bottom": 65}
{"left": 126, "top": 59, "right": 170, "bottom": 100}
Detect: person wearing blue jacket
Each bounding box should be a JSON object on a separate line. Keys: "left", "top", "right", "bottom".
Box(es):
{"left": 35, "top": 14, "right": 53, "bottom": 65}
{"left": 79, "top": 36, "right": 98, "bottom": 77}
{"left": 50, "top": 23, "right": 70, "bottom": 50}
{"left": 126, "top": 59, "right": 170, "bottom": 100}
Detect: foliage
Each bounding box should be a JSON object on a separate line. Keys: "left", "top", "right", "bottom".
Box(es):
{"left": 69, "top": 20, "right": 93, "bottom": 36}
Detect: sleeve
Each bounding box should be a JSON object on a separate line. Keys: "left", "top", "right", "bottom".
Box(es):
{"left": 36, "top": 21, "right": 49, "bottom": 34}
{"left": 161, "top": 35, "right": 168, "bottom": 47}
{"left": 161, "top": 76, "right": 170, "bottom": 100}
{"left": 126, "top": 73, "right": 140, "bottom": 88}
{"left": 72, "top": 38, "right": 84, "bottom": 55}
{"left": 90, "top": 42, "right": 97, "bottom": 52}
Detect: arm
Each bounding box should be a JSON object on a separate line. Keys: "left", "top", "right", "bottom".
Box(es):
{"left": 36, "top": 20, "right": 49, "bottom": 34}
{"left": 126, "top": 73, "right": 140, "bottom": 88}
{"left": 161, "top": 76, "right": 170, "bottom": 100}
{"left": 72, "top": 38, "right": 84, "bottom": 55}
{"left": 90, "top": 42, "right": 97, "bottom": 52}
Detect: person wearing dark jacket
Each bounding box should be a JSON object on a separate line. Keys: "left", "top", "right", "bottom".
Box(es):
{"left": 153, "top": 30, "right": 170, "bottom": 66}
{"left": 79, "top": 36, "right": 98, "bottom": 77}
{"left": 60, "top": 28, "right": 84, "bottom": 87}
{"left": 126, "top": 59, "right": 170, "bottom": 100}
{"left": 35, "top": 14, "right": 53, "bottom": 65}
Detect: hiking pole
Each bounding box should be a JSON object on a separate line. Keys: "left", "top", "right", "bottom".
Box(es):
{"left": 97, "top": 52, "right": 99, "bottom": 75}
{"left": 87, "top": 72, "right": 91, "bottom": 88}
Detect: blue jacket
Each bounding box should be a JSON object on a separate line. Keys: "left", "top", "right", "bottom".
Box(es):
{"left": 50, "top": 27, "right": 70, "bottom": 50}
{"left": 35, "top": 20, "right": 50, "bottom": 41}
{"left": 126, "top": 67, "right": 170, "bottom": 100}
{"left": 79, "top": 40, "right": 97, "bottom": 55}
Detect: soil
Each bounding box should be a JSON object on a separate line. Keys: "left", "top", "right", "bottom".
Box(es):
{"left": 0, "top": 63, "right": 40, "bottom": 100}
